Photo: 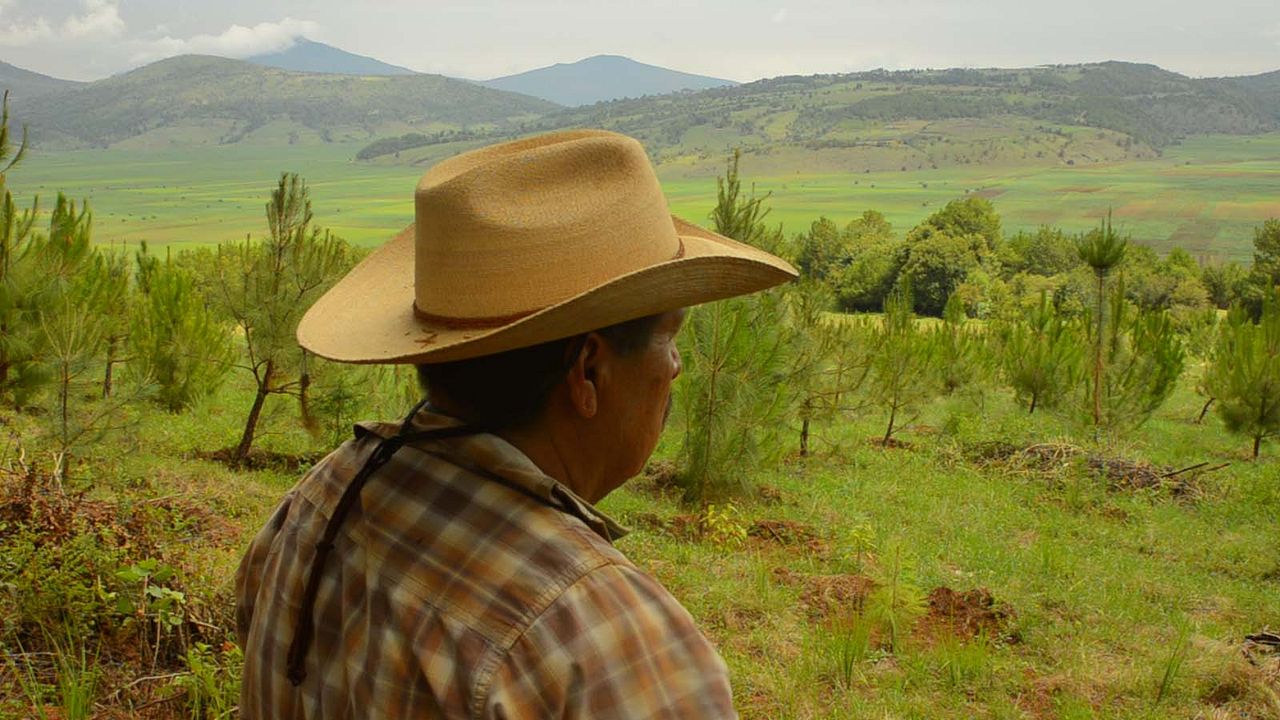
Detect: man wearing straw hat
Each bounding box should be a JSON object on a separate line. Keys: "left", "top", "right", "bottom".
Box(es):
{"left": 235, "top": 129, "right": 796, "bottom": 718}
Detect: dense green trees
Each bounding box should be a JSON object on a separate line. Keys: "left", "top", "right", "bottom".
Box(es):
{"left": 131, "top": 246, "right": 235, "bottom": 412}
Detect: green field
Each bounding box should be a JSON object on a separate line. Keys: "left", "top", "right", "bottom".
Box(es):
{"left": 10, "top": 132, "right": 1280, "bottom": 261}
{"left": 6, "top": 360, "right": 1279, "bottom": 718}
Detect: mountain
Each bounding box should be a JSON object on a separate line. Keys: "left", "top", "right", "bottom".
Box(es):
{"left": 0, "top": 60, "right": 83, "bottom": 101}
{"left": 245, "top": 38, "right": 417, "bottom": 76}
{"left": 364, "top": 61, "right": 1280, "bottom": 176}
{"left": 16, "top": 55, "right": 558, "bottom": 149}
{"left": 360, "top": 60, "right": 1280, "bottom": 174}
{"left": 1214, "top": 69, "right": 1280, "bottom": 120}
{"left": 480, "top": 55, "right": 737, "bottom": 106}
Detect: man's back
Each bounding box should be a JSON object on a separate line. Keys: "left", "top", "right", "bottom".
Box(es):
{"left": 236, "top": 410, "right": 736, "bottom": 719}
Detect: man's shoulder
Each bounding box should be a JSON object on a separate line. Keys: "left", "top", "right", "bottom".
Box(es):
{"left": 322, "top": 433, "right": 632, "bottom": 644}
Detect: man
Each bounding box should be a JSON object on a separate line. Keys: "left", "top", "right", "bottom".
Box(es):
{"left": 236, "top": 129, "right": 796, "bottom": 718}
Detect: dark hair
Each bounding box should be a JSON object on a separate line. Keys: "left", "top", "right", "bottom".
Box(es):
{"left": 416, "top": 314, "right": 663, "bottom": 431}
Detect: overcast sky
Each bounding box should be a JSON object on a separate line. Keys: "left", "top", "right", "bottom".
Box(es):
{"left": 4, "top": 0, "right": 1278, "bottom": 82}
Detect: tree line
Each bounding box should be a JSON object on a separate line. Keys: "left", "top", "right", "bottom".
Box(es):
{"left": 674, "top": 153, "right": 1280, "bottom": 504}
{"left": 3, "top": 100, "right": 1277, "bottom": 500}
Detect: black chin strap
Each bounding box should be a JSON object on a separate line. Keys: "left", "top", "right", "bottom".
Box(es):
{"left": 286, "top": 401, "right": 480, "bottom": 686}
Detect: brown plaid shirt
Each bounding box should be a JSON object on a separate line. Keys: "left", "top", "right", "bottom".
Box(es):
{"left": 236, "top": 409, "right": 735, "bottom": 719}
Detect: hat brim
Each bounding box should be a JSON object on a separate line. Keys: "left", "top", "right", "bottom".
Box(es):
{"left": 297, "top": 217, "right": 798, "bottom": 364}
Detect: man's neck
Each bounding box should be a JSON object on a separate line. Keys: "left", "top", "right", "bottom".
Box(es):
{"left": 497, "top": 423, "right": 607, "bottom": 503}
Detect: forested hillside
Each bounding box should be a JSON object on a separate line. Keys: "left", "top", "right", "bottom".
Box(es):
{"left": 11, "top": 55, "right": 558, "bottom": 148}
{"left": 368, "top": 62, "right": 1280, "bottom": 175}
{"left": 0, "top": 60, "right": 82, "bottom": 101}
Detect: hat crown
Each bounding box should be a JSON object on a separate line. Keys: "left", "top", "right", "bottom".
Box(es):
{"left": 413, "top": 130, "right": 681, "bottom": 321}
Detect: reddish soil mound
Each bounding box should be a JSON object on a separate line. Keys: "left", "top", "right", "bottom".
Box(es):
{"left": 923, "top": 586, "right": 1020, "bottom": 643}
{"left": 751, "top": 519, "right": 812, "bottom": 543}
{"left": 799, "top": 573, "right": 876, "bottom": 623}
{"left": 750, "top": 518, "right": 830, "bottom": 557}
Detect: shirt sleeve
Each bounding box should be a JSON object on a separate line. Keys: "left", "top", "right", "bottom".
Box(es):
{"left": 480, "top": 563, "right": 737, "bottom": 720}
{"left": 234, "top": 492, "right": 295, "bottom": 647}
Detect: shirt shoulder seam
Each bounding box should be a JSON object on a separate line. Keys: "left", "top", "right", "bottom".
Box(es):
{"left": 467, "top": 556, "right": 627, "bottom": 720}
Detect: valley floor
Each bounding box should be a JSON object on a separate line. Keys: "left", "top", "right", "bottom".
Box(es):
{"left": 10, "top": 133, "right": 1280, "bottom": 262}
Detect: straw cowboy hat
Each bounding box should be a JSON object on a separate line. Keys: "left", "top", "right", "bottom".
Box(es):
{"left": 297, "top": 129, "right": 797, "bottom": 364}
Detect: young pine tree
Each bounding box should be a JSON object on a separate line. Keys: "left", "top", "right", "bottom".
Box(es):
{"left": 0, "top": 93, "right": 39, "bottom": 405}
{"left": 213, "top": 173, "right": 351, "bottom": 465}
{"left": 998, "top": 291, "right": 1082, "bottom": 414}
{"left": 677, "top": 151, "right": 792, "bottom": 503}
{"left": 787, "top": 280, "right": 875, "bottom": 456}
{"left": 931, "top": 293, "right": 991, "bottom": 400}
{"left": 1084, "top": 282, "right": 1186, "bottom": 434}
{"left": 129, "top": 245, "right": 235, "bottom": 412}
{"left": 867, "top": 282, "right": 938, "bottom": 444}
{"left": 1075, "top": 213, "right": 1128, "bottom": 430}
{"left": 32, "top": 200, "right": 142, "bottom": 479}
{"left": 1206, "top": 298, "right": 1280, "bottom": 458}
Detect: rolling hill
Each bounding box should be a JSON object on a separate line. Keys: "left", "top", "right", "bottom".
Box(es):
{"left": 480, "top": 54, "right": 737, "bottom": 106}
{"left": 0, "top": 60, "right": 83, "bottom": 101}
{"left": 15, "top": 55, "right": 558, "bottom": 149}
{"left": 366, "top": 61, "right": 1280, "bottom": 177}
{"left": 245, "top": 38, "right": 418, "bottom": 76}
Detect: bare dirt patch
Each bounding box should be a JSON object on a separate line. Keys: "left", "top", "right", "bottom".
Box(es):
{"left": 798, "top": 573, "right": 876, "bottom": 623}
{"left": 920, "top": 586, "right": 1021, "bottom": 644}
{"left": 749, "top": 519, "right": 829, "bottom": 556}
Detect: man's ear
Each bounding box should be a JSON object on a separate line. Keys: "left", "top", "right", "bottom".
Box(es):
{"left": 565, "top": 333, "right": 607, "bottom": 419}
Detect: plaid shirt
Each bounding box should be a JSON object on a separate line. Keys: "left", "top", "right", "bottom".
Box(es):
{"left": 236, "top": 409, "right": 735, "bottom": 719}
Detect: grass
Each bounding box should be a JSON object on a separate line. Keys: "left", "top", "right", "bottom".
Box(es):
{"left": 598, "top": 377, "right": 1280, "bottom": 718}
{"left": 9, "top": 133, "right": 1280, "bottom": 261}
{"left": 2, "top": 356, "right": 1279, "bottom": 717}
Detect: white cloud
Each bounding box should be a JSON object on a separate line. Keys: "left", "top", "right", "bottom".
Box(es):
{"left": 0, "top": 0, "right": 50, "bottom": 47}
{"left": 62, "top": 0, "right": 123, "bottom": 39}
{"left": 0, "top": 14, "right": 50, "bottom": 45}
{"left": 131, "top": 17, "right": 319, "bottom": 64}
{"left": 771, "top": 7, "right": 788, "bottom": 23}
{"left": 0, "top": 0, "right": 121, "bottom": 47}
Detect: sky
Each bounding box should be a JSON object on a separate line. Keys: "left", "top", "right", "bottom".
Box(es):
{"left": 2, "top": 0, "right": 1278, "bottom": 82}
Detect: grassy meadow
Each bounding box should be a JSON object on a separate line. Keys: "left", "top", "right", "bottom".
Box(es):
{"left": 4, "top": 126, "right": 1280, "bottom": 718}
{"left": 10, "top": 132, "right": 1280, "bottom": 261}
{"left": 5, "top": 357, "right": 1278, "bottom": 718}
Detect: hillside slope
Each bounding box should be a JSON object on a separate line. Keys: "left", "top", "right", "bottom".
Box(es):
{"left": 369, "top": 61, "right": 1279, "bottom": 176}
{"left": 245, "top": 39, "right": 417, "bottom": 76}
{"left": 481, "top": 55, "right": 737, "bottom": 106}
{"left": 18, "top": 55, "right": 558, "bottom": 148}
{"left": 0, "top": 60, "right": 83, "bottom": 101}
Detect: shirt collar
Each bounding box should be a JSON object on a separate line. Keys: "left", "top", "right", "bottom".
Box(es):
{"left": 357, "top": 408, "right": 629, "bottom": 544}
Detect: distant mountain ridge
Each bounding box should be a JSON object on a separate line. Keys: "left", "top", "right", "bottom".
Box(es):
{"left": 246, "top": 39, "right": 417, "bottom": 76}
{"left": 480, "top": 54, "right": 738, "bottom": 106}
{"left": 0, "top": 60, "right": 83, "bottom": 101}
{"left": 14, "top": 55, "right": 557, "bottom": 149}
{"left": 363, "top": 61, "right": 1280, "bottom": 177}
